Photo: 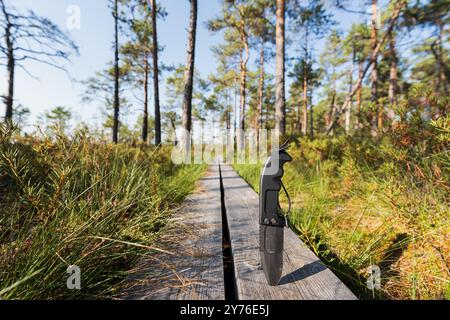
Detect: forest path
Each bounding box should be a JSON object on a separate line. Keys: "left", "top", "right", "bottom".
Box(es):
{"left": 119, "top": 161, "right": 356, "bottom": 300}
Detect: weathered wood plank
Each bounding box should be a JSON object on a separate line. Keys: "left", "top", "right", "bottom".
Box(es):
{"left": 119, "top": 163, "right": 225, "bottom": 300}
{"left": 220, "top": 163, "right": 357, "bottom": 300}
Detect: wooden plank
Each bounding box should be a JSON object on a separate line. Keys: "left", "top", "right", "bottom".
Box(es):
{"left": 119, "top": 162, "right": 225, "bottom": 300}
{"left": 220, "top": 163, "right": 357, "bottom": 300}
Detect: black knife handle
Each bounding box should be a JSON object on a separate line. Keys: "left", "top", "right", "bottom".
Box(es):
{"left": 259, "top": 150, "right": 292, "bottom": 226}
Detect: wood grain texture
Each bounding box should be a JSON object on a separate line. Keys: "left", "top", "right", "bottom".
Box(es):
{"left": 119, "top": 163, "right": 225, "bottom": 300}
{"left": 220, "top": 163, "right": 357, "bottom": 300}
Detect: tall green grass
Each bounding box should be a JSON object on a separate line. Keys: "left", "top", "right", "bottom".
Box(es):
{"left": 234, "top": 132, "right": 449, "bottom": 300}
{"left": 0, "top": 124, "right": 205, "bottom": 299}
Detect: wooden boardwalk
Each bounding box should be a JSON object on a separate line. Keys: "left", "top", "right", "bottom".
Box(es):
{"left": 220, "top": 163, "right": 356, "bottom": 300}
{"left": 120, "top": 161, "right": 357, "bottom": 300}
{"left": 119, "top": 163, "right": 224, "bottom": 300}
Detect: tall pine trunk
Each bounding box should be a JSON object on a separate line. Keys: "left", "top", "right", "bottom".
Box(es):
{"left": 356, "top": 59, "right": 363, "bottom": 131}
{"left": 234, "top": 76, "right": 237, "bottom": 139}
{"left": 309, "top": 89, "right": 314, "bottom": 139}
{"left": 275, "top": 0, "right": 286, "bottom": 137}
{"left": 150, "top": 0, "right": 161, "bottom": 145}
{"left": 238, "top": 33, "right": 249, "bottom": 150}
{"left": 345, "top": 47, "right": 356, "bottom": 134}
{"left": 387, "top": 32, "right": 398, "bottom": 125}
{"left": 142, "top": 54, "right": 149, "bottom": 143}
{"left": 301, "top": 29, "right": 308, "bottom": 136}
{"left": 388, "top": 34, "right": 397, "bottom": 105}
{"left": 437, "top": 22, "right": 448, "bottom": 96}
{"left": 256, "top": 42, "right": 265, "bottom": 144}
{"left": 327, "top": 92, "right": 336, "bottom": 136}
{"left": 181, "top": 0, "right": 197, "bottom": 149}
{"left": 370, "top": 0, "right": 379, "bottom": 135}
{"left": 1, "top": 0, "right": 14, "bottom": 122}
{"left": 113, "top": 0, "right": 120, "bottom": 143}
{"left": 302, "top": 68, "right": 308, "bottom": 136}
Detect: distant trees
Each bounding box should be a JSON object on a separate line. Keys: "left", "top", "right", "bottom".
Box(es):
{"left": 249, "top": 0, "right": 275, "bottom": 140}
{"left": 121, "top": 1, "right": 154, "bottom": 143}
{"left": 344, "top": 23, "right": 370, "bottom": 132}
{"left": 0, "top": 0, "right": 78, "bottom": 123}
{"left": 208, "top": 49, "right": 238, "bottom": 132}
{"left": 325, "top": 0, "right": 406, "bottom": 135}
{"left": 288, "top": 0, "right": 334, "bottom": 137}
{"left": 81, "top": 0, "right": 168, "bottom": 144}
{"left": 44, "top": 106, "right": 72, "bottom": 131}
{"left": 3, "top": 0, "right": 447, "bottom": 149}
{"left": 320, "top": 30, "right": 346, "bottom": 135}
{"left": 81, "top": 64, "right": 132, "bottom": 139}
{"left": 13, "top": 104, "right": 30, "bottom": 130}
{"left": 208, "top": 0, "right": 261, "bottom": 149}
{"left": 406, "top": 0, "right": 449, "bottom": 98}
{"left": 205, "top": 0, "right": 440, "bottom": 143}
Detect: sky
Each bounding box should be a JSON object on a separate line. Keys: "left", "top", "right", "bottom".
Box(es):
{"left": 0, "top": 0, "right": 224, "bottom": 129}
{"left": 0, "top": 0, "right": 391, "bottom": 131}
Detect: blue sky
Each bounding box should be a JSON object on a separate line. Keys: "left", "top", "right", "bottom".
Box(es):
{"left": 0, "top": 0, "right": 387, "bottom": 130}
{"left": 0, "top": 0, "right": 224, "bottom": 129}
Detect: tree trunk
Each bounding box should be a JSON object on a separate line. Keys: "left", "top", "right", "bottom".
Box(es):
{"left": 113, "top": 0, "right": 120, "bottom": 144}
{"left": 238, "top": 32, "right": 249, "bottom": 150}
{"left": 234, "top": 76, "right": 237, "bottom": 138}
{"left": 437, "top": 22, "right": 448, "bottom": 96}
{"left": 301, "top": 29, "right": 308, "bottom": 136}
{"left": 296, "top": 106, "right": 301, "bottom": 132}
{"left": 151, "top": 0, "right": 161, "bottom": 145}
{"left": 181, "top": 0, "right": 197, "bottom": 148}
{"left": 370, "top": 0, "right": 379, "bottom": 135}
{"left": 226, "top": 90, "right": 231, "bottom": 130}
{"left": 170, "top": 117, "right": 177, "bottom": 145}
{"left": 309, "top": 88, "right": 314, "bottom": 139}
{"left": 5, "top": 47, "right": 14, "bottom": 122}
{"left": 327, "top": 92, "right": 336, "bottom": 136}
{"left": 256, "top": 42, "right": 265, "bottom": 144}
{"left": 387, "top": 32, "right": 398, "bottom": 125}
{"left": 1, "top": 0, "right": 14, "bottom": 122}
{"left": 355, "top": 59, "right": 363, "bottom": 131}
{"left": 275, "top": 0, "right": 286, "bottom": 137}
{"left": 345, "top": 47, "right": 356, "bottom": 134}
{"left": 142, "top": 54, "right": 149, "bottom": 143}
{"left": 388, "top": 33, "right": 397, "bottom": 105}
{"left": 302, "top": 66, "right": 308, "bottom": 136}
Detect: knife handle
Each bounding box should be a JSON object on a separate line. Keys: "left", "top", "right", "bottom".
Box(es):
{"left": 259, "top": 150, "right": 292, "bottom": 226}
{"left": 267, "top": 151, "right": 292, "bottom": 190}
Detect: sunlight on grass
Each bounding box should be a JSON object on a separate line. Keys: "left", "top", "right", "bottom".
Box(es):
{"left": 234, "top": 134, "right": 449, "bottom": 300}
{"left": 0, "top": 125, "right": 206, "bottom": 299}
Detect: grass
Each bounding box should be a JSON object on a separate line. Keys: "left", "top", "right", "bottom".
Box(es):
{"left": 0, "top": 124, "right": 206, "bottom": 299}
{"left": 233, "top": 134, "right": 449, "bottom": 300}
